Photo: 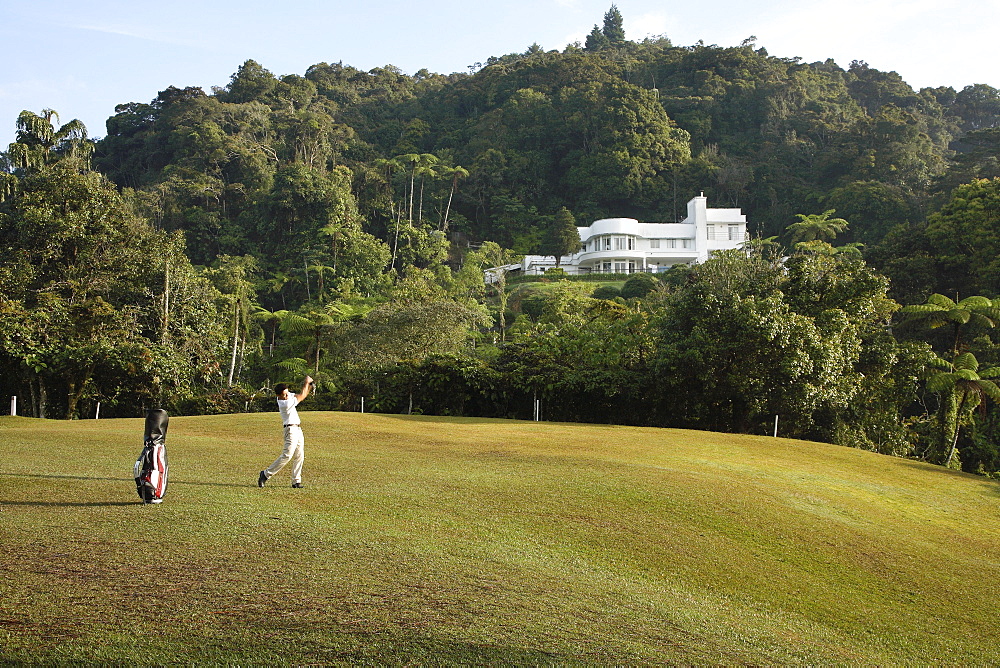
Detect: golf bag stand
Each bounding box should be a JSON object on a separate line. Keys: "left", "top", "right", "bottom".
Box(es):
{"left": 134, "top": 408, "right": 169, "bottom": 504}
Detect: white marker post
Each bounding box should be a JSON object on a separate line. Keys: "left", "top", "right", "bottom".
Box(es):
{"left": 774, "top": 414, "right": 779, "bottom": 438}
{"left": 10, "top": 396, "right": 16, "bottom": 416}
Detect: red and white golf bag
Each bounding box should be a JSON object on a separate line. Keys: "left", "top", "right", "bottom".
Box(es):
{"left": 134, "top": 409, "right": 169, "bottom": 504}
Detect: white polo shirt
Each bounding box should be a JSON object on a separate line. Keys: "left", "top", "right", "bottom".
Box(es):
{"left": 277, "top": 396, "right": 300, "bottom": 426}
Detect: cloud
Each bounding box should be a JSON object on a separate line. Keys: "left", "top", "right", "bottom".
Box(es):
{"left": 626, "top": 11, "right": 672, "bottom": 40}
{"left": 731, "top": 0, "right": 998, "bottom": 87}
{"left": 73, "top": 21, "right": 210, "bottom": 50}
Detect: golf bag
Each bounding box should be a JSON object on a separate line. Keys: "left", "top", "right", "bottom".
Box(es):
{"left": 134, "top": 409, "right": 169, "bottom": 504}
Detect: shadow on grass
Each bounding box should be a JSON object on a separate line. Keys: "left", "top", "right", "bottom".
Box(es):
{"left": 0, "top": 472, "right": 249, "bottom": 489}
{"left": 0, "top": 500, "right": 139, "bottom": 507}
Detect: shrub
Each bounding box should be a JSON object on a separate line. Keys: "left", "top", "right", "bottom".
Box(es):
{"left": 620, "top": 272, "right": 661, "bottom": 299}
{"left": 591, "top": 285, "right": 621, "bottom": 300}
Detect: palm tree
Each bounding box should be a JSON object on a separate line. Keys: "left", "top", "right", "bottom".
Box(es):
{"left": 307, "top": 261, "right": 336, "bottom": 302}
{"left": 373, "top": 157, "right": 405, "bottom": 269}
{"left": 6, "top": 109, "right": 93, "bottom": 172}
{"left": 264, "top": 271, "right": 292, "bottom": 309}
{"left": 440, "top": 165, "right": 469, "bottom": 232}
{"left": 898, "top": 294, "right": 1000, "bottom": 356}
{"left": 924, "top": 352, "right": 1000, "bottom": 468}
{"left": 251, "top": 307, "right": 288, "bottom": 357}
{"left": 319, "top": 221, "right": 348, "bottom": 273}
{"left": 786, "top": 209, "right": 849, "bottom": 245}
{"left": 278, "top": 303, "right": 371, "bottom": 375}
{"left": 413, "top": 153, "right": 439, "bottom": 226}
{"left": 395, "top": 153, "right": 421, "bottom": 227}
{"left": 279, "top": 309, "right": 338, "bottom": 374}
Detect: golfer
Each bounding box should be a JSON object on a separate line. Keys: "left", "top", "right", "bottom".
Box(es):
{"left": 258, "top": 375, "right": 312, "bottom": 488}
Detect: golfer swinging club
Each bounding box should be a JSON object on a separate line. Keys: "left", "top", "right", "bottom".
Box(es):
{"left": 258, "top": 375, "right": 313, "bottom": 488}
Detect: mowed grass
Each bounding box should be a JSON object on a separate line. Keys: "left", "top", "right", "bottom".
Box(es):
{"left": 2, "top": 412, "right": 999, "bottom": 664}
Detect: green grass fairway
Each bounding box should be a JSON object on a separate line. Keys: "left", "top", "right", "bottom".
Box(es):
{"left": 2, "top": 413, "right": 999, "bottom": 664}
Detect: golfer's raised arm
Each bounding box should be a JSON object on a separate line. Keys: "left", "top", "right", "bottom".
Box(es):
{"left": 296, "top": 376, "right": 313, "bottom": 402}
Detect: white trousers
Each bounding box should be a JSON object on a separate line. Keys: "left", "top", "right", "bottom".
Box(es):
{"left": 265, "top": 425, "right": 304, "bottom": 483}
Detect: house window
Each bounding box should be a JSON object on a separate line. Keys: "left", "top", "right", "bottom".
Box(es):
{"left": 650, "top": 239, "right": 660, "bottom": 249}
{"left": 602, "top": 262, "right": 612, "bottom": 273}
{"left": 682, "top": 238, "right": 692, "bottom": 249}
{"left": 665, "top": 239, "right": 677, "bottom": 249}
{"left": 707, "top": 225, "right": 715, "bottom": 239}
{"left": 728, "top": 224, "right": 740, "bottom": 240}
{"left": 603, "top": 237, "right": 612, "bottom": 250}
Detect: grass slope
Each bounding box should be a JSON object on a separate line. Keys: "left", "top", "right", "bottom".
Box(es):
{"left": 2, "top": 412, "right": 999, "bottom": 664}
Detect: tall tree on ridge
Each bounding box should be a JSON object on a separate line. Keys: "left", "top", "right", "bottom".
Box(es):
{"left": 585, "top": 25, "right": 610, "bottom": 52}
{"left": 5, "top": 109, "right": 92, "bottom": 173}
{"left": 603, "top": 5, "right": 626, "bottom": 46}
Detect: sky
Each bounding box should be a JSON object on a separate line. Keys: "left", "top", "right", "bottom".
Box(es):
{"left": 2, "top": 0, "right": 998, "bottom": 148}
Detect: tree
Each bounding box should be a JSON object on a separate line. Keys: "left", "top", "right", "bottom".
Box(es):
{"left": 924, "top": 352, "right": 1000, "bottom": 468}
{"left": 786, "top": 209, "right": 850, "bottom": 245}
{"left": 222, "top": 59, "right": 278, "bottom": 104}
{"left": 897, "top": 293, "right": 1000, "bottom": 357}
{"left": 823, "top": 181, "right": 913, "bottom": 245}
{"left": 620, "top": 272, "right": 660, "bottom": 299}
{"left": 204, "top": 255, "right": 259, "bottom": 387}
{"left": 413, "top": 153, "right": 440, "bottom": 226}
{"left": 4, "top": 109, "right": 93, "bottom": 174}
{"left": 584, "top": 25, "right": 610, "bottom": 52}
{"left": 602, "top": 5, "right": 626, "bottom": 46}
{"left": 476, "top": 242, "right": 519, "bottom": 341}
{"left": 923, "top": 178, "right": 1000, "bottom": 297}
{"left": 336, "top": 299, "right": 488, "bottom": 372}
{"left": 277, "top": 306, "right": 340, "bottom": 376}
{"left": 541, "top": 207, "right": 580, "bottom": 266}
{"left": 0, "top": 163, "right": 228, "bottom": 417}
{"left": 440, "top": 165, "right": 469, "bottom": 232}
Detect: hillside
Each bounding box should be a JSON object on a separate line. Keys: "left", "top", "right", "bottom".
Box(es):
{"left": 2, "top": 413, "right": 998, "bottom": 663}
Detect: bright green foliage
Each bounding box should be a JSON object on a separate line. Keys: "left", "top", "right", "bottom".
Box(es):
{"left": 620, "top": 272, "right": 660, "bottom": 299}
{"left": 897, "top": 293, "right": 1000, "bottom": 356}
{"left": 923, "top": 352, "right": 1000, "bottom": 467}
{"left": 786, "top": 209, "right": 850, "bottom": 245}
{"left": 654, "top": 247, "right": 914, "bottom": 445}
{"left": 5, "top": 109, "right": 93, "bottom": 173}
{"left": 924, "top": 178, "right": 1000, "bottom": 297}
{"left": 0, "top": 164, "right": 228, "bottom": 417}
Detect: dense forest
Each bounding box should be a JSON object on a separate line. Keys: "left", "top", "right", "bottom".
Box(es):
{"left": 4, "top": 7, "right": 1000, "bottom": 474}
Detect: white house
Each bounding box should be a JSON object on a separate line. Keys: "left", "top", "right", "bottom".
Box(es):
{"left": 508, "top": 194, "right": 747, "bottom": 277}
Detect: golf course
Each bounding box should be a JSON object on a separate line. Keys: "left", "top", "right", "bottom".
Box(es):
{"left": 2, "top": 411, "right": 999, "bottom": 664}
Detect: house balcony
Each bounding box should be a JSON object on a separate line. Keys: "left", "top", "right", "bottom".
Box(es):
{"left": 576, "top": 249, "right": 700, "bottom": 264}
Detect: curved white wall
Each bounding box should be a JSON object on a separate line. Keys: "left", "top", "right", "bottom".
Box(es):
{"left": 578, "top": 218, "right": 641, "bottom": 241}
